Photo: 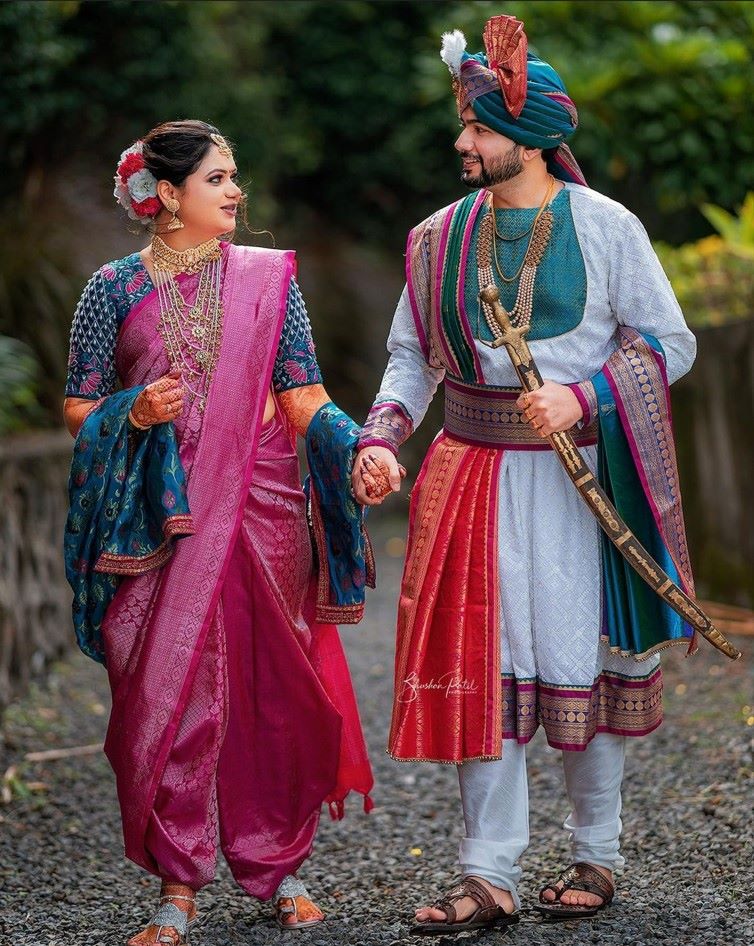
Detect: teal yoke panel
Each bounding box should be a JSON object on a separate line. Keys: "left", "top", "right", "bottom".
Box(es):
{"left": 466, "top": 188, "right": 587, "bottom": 343}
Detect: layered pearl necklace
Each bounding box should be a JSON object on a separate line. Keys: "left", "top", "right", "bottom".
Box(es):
{"left": 152, "top": 235, "right": 224, "bottom": 413}
{"left": 475, "top": 176, "right": 556, "bottom": 342}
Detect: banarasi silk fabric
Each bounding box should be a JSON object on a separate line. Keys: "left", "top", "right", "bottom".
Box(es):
{"left": 390, "top": 197, "right": 697, "bottom": 763}
{"left": 405, "top": 190, "right": 490, "bottom": 384}
{"left": 72, "top": 244, "right": 372, "bottom": 898}
{"left": 594, "top": 328, "right": 696, "bottom": 656}
{"left": 65, "top": 387, "right": 194, "bottom": 663}
{"left": 305, "top": 403, "right": 375, "bottom": 624}
{"left": 388, "top": 435, "right": 504, "bottom": 763}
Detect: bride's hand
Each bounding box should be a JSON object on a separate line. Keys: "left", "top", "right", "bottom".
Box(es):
{"left": 130, "top": 370, "right": 185, "bottom": 428}
{"left": 352, "top": 446, "right": 406, "bottom": 506}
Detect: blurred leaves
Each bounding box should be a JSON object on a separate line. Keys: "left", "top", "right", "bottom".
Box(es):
{"left": 0, "top": 336, "right": 43, "bottom": 435}
{"left": 700, "top": 193, "right": 754, "bottom": 259}
{"left": 2, "top": 0, "right": 753, "bottom": 241}
{"left": 655, "top": 192, "right": 754, "bottom": 326}
{"left": 0, "top": 208, "right": 79, "bottom": 423}
{"left": 0, "top": 0, "right": 753, "bottom": 432}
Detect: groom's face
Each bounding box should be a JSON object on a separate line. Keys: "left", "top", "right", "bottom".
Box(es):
{"left": 455, "top": 106, "right": 524, "bottom": 188}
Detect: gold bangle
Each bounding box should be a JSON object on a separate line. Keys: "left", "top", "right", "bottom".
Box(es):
{"left": 127, "top": 409, "right": 149, "bottom": 430}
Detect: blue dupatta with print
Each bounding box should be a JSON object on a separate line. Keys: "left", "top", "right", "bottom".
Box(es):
{"left": 64, "top": 388, "right": 194, "bottom": 663}
{"left": 305, "top": 402, "right": 375, "bottom": 624}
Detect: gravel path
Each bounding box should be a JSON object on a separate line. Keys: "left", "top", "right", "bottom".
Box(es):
{"left": 1, "top": 517, "right": 752, "bottom": 946}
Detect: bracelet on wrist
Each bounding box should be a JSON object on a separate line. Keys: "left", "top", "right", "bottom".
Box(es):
{"left": 127, "top": 409, "right": 149, "bottom": 431}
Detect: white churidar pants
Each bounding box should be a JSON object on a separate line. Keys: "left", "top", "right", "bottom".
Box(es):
{"left": 458, "top": 732, "right": 626, "bottom": 909}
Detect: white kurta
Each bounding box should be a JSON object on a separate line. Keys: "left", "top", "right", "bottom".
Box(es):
{"left": 373, "top": 185, "right": 697, "bottom": 748}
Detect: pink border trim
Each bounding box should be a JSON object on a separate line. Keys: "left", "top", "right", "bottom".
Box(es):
{"left": 502, "top": 667, "right": 663, "bottom": 748}
{"left": 358, "top": 437, "right": 399, "bottom": 456}
{"left": 137, "top": 246, "right": 295, "bottom": 849}
{"left": 443, "top": 428, "right": 597, "bottom": 452}
{"left": 506, "top": 720, "right": 663, "bottom": 751}
{"left": 457, "top": 190, "right": 488, "bottom": 383}
{"left": 567, "top": 382, "right": 591, "bottom": 426}
{"left": 602, "top": 362, "right": 677, "bottom": 573}
{"left": 483, "top": 449, "right": 503, "bottom": 755}
{"left": 405, "top": 227, "right": 430, "bottom": 362}
{"left": 446, "top": 378, "right": 518, "bottom": 400}
{"left": 434, "top": 208, "right": 461, "bottom": 374}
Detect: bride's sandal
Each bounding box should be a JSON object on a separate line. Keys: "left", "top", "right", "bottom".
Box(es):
{"left": 127, "top": 890, "right": 197, "bottom": 946}
{"left": 274, "top": 876, "right": 324, "bottom": 930}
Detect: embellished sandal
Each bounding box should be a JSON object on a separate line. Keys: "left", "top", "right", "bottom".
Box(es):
{"left": 535, "top": 862, "right": 614, "bottom": 920}
{"left": 274, "top": 876, "right": 325, "bottom": 931}
{"left": 413, "top": 876, "right": 519, "bottom": 936}
{"left": 127, "top": 893, "right": 196, "bottom": 946}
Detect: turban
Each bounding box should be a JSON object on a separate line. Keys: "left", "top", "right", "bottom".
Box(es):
{"left": 441, "top": 15, "right": 586, "bottom": 186}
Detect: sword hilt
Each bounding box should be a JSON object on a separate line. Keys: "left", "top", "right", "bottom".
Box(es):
{"left": 479, "top": 284, "right": 542, "bottom": 387}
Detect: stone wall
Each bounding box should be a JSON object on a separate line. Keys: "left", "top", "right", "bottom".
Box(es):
{"left": 0, "top": 431, "right": 72, "bottom": 717}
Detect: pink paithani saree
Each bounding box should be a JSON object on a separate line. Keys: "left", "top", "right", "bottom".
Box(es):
{"left": 100, "top": 245, "right": 371, "bottom": 898}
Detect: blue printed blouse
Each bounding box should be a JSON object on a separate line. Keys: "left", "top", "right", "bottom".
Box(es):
{"left": 65, "top": 251, "right": 322, "bottom": 399}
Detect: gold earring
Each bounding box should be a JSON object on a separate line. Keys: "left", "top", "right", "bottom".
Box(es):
{"left": 164, "top": 196, "right": 184, "bottom": 231}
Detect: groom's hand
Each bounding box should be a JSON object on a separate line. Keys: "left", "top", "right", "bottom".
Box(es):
{"left": 352, "top": 446, "right": 405, "bottom": 506}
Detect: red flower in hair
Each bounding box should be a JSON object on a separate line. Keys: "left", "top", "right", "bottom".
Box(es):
{"left": 118, "top": 151, "right": 145, "bottom": 183}
{"left": 131, "top": 196, "right": 161, "bottom": 218}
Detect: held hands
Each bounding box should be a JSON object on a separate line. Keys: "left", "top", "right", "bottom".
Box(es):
{"left": 351, "top": 446, "right": 407, "bottom": 506}
{"left": 516, "top": 380, "right": 583, "bottom": 438}
{"left": 129, "top": 370, "right": 185, "bottom": 429}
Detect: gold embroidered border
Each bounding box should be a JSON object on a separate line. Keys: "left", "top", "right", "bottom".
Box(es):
{"left": 501, "top": 669, "right": 663, "bottom": 748}
{"left": 444, "top": 380, "right": 598, "bottom": 448}
{"left": 94, "top": 514, "right": 195, "bottom": 576}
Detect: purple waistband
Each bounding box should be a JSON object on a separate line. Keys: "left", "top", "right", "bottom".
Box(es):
{"left": 443, "top": 377, "right": 598, "bottom": 451}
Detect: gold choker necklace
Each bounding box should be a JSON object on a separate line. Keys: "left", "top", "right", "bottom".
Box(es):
{"left": 152, "top": 236, "right": 222, "bottom": 276}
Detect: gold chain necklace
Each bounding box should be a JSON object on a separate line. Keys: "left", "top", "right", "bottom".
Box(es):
{"left": 152, "top": 236, "right": 224, "bottom": 413}
{"left": 490, "top": 175, "right": 555, "bottom": 283}
{"left": 492, "top": 213, "right": 536, "bottom": 242}
{"left": 475, "top": 182, "right": 556, "bottom": 343}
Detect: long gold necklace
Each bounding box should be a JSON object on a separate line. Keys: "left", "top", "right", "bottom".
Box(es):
{"left": 475, "top": 179, "right": 556, "bottom": 342}
{"left": 490, "top": 175, "right": 555, "bottom": 283}
{"left": 152, "top": 236, "right": 224, "bottom": 413}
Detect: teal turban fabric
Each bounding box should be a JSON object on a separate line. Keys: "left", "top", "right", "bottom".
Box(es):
{"left": 450, "top": 24, "right": 587, "bottom": 185}
{"left": 462, "top": 52, "right": 577, "bottom": 150}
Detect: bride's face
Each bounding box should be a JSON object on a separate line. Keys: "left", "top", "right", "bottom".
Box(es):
{"left": 163, "top": 145, "right": 243, "bottom": 238}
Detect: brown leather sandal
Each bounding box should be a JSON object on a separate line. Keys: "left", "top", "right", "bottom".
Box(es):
{"left": 413, "top": 876, "right": 519, "bottom": 936}
{"left": 535, "top": 862, "right": 614, "bottom": 920}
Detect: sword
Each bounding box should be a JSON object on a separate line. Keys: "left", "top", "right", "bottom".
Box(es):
{"left": 478, "top": 284, "right": 741, "bottom": 661}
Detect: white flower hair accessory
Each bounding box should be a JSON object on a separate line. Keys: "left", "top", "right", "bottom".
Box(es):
{"left": 113, "top": 141, "right": 161, "bottom": 223}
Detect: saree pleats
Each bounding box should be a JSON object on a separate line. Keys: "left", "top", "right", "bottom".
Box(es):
{"left": 214, "top": 415, "right": 342, "bottom": 896}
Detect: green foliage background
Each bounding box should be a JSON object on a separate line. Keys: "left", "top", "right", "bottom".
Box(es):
{"left": 0, "top": 0, "right": 752, "bottom": 421}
